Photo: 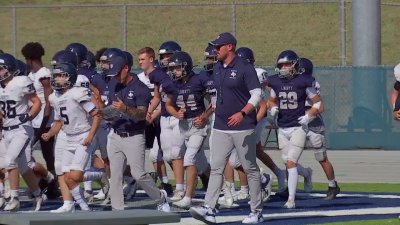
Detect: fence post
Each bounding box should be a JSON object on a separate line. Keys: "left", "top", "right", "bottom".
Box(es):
{"left": 339, "top": 0, "right": 346, "bottom": 65}
{"left": 12, "top": 7, "right": 17, "bottom": 56}
{"left": 122, "top": 4, "right": 127, "bottom": 51}
{"left": 231, "top": 3, "right": 236, "bottom": 36}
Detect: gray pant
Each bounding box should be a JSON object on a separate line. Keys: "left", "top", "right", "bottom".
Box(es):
{"left": 205, "top": 129, "right": 262, "bottom": 211}
{"left": 107, "top": 130, "right": 161, "bottom": 210}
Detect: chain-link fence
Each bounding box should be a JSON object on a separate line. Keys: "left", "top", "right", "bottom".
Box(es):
{"left": 1, "top": 1, "right": 400, "bottom": 67}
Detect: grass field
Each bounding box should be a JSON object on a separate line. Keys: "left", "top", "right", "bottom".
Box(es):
{"left": 321, "top": 218, "right": 399, "bottom": 225}
{"left": 1, "top": 0, "right": 400, "bottom": 67}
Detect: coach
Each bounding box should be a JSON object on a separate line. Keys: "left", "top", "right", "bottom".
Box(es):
{"left": 190, "top": 32, "right": 264, "bottom": 224}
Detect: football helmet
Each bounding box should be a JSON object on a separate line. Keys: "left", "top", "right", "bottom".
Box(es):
{"left": 275, "top": 50, "right": 299, "bottom": 78}
{"left": 203, "top": 44, "right": 217, "bottom": 71}
{"left": 51, "top": 62, "right": 78, "bottom": 91}
{"left": 168, "top": 51, "right": 193, "bottom": 80}
{"left": 0, "top": 53, "right": 19, "bottom": 81}
{"left": 236, "top": 47, "right": 255, "bottom": 65}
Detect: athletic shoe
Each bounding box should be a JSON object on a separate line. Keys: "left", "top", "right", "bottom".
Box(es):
{"left": 4, "top": 197, "right": 20, "bottom": 211}
{"left": 161, "top": 183, "right": 173, "bottom": 196}
{"left": 101, "top": 194, "right": 111, "bottom": 205}
{"left": 84, "top": 190, "right": 94, "bottom": 203}
{"left": 170, "top": 189, "right": 185, "bottom": 202}
{"left": 100, "top": 173, "right": 110, "bottom": 196}
{"left": 189, "top": 205, "right": 216, "bottom": 224}
{"left": 173, "top": 197, "right": 192, "bottom": 209}
{"left": 45, "top": 180, "right": 60, "bottom": 199}
{"left": 50, "top": 203, "right": 75, "bottom": 213}
{"left": 326, "top": 182, "right": 340, "bottom": 199}
{"left": 283, "top": 199, "right": 295, "bottom": 209}
{"left": 0, "top": 197, "right": 5, "bottom": 208}
{"left": 34, "top": 193, "right": 47, "bottom": 211}
{"left": 236, "top": 189, "right": 250, "bottom": 201}
{"left": 261, "top": 173, "right": 273, "bottom": 202}
{"left": 157, "top": 190, "right": 170, "bottom": 212}
{"left": 222, "top": 182, "right": 234, "bottom": 206}
{"left": 242, "top": 210, "right": 264, "bottom": 224}
{"left": 304, "top": 167, "right": 313, "bottom": 193}
{"left": 93, "top": 189, "right": 106, "bottom": 200}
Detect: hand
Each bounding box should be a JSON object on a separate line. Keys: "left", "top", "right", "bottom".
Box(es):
{"left": 193, "top": 114, "right": 207, "bottom": 128}
{"left": 112, "top": 98, "right": 127, "bottom": 112}
{"left": 176, "top": 108, "right": 185, "bottom": 120}
{"left": 18, "top": 113, "right": 31, "bottom": 124}
{"left": 82, "top": 135, "right": 94, "bottom": 146}
{"left": 393, "top": 110, "right": 400, "bottom": 120}
{"left": 298, "top": 114, "right": 314, "bottom": 126}
{"left": 41, "top": 132, "right": 52, "bottom": 142}
{"left": 227, "top": 111, "right": 244, "bottom": 127}
{"left": 269, "top": 106, "right": 279, "bottom": 117}
{"left": 146, "top": 111, "right": 153, "bottom": 123}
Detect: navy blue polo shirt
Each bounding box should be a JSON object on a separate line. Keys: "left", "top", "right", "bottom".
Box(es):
{"left": 148, "top": 68, "right": 176, "bottom": 117}
{"left": 107, "top": 75, "right": 152, "bottom": 133}
{"left": 78, "top": 67, "right": 97, "bottom": 82}
{"left": 213, "top": 56, "right": 261, "bottom": 130}
{"left": 167, "top": 72, "right": 215, "bottom": 119}
{"left": 267, "top": 73, "right": 316, "bottom": 128}
{"left": 92, "top": 73, "right": 113, "bottom": 105}
{"left": 199, "top": 70, "right": 214, "bottom": 81}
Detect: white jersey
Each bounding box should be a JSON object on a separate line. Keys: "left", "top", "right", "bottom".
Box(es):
{"left": 0, "top": 76, "right": 35, "bottom": 127}
{"left": 137, "top": 72, "right": 155, "bottom": 96}
{"left": 255, "top": 67, "right": 268, "bottom": 99}
{"left": 75, "top": 75, "right": 90, "bottom": 89}
{"left": 49, "top": 87, "right": 94, "bottom": 135}
{"left": 28, "top": 67, "right": 52, "bottom": 128}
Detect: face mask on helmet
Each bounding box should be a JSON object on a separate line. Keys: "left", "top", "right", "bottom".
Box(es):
{"left": 0, "top": 65, "right": 18, "bottom": 82}
{"left": 51, "top": 68, "right": 72, "bottom": 91}
{"left": 159, "top": 53, "right": 173, "bottom": 68}
{"left": 276, "top": 60, "right": 298, "bottom": 78}
{"left": 168, "top": 61, "right": 188, "bottom": 81}
{"left": 203, "top": 55, "right": 217, "bottom": 72}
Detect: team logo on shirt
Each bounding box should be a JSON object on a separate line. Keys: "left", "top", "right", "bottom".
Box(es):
{"left": 229, "top": 70, "right": 237, "bottom": 79}
{"left": 128, "top": 91, "right": 134, "bottom": 99}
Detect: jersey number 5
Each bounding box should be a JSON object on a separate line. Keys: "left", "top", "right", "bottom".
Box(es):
{"left": 279, "top": 92, "right": 298, "bottom": 109}
{"left": 0, "top": 100, "right": 17, "bottom": 118}
{"left": 60, "top": 107, "right": 70, "bottom": 125}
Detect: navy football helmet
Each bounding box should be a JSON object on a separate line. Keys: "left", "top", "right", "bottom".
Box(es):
{"left": 16, "top": 59, "right": 28, "bottom": 76}
{"left": 159, "top": 41, "right": 181, "bottom": 67}
{"left": 0, "top": 53, "right": 18, "bottom": 81}
{"left": 100, "top": 48, "right": 125, "bottom": 62}
{"left": 168, "top": 51, "right": 193, "bottom": 80}
{"left": 203, "top": 45, "right": 217, "bottom": 71}
{"left": 275, "top": 50, "right": 299, "bottom": 78}
{"left": 236, "top": 47, "right": 255, "bottom": 65}
{"left": 298, "top": 57, "right": 313, "bottom": 75}
{"left": 51, "top": 50, "right": 79, "bottom": 68}
{"left": 65, "top": 43, "right": 88, "bottom": 65}
{"left": 51, "top": 62, "right": 78, "bottom": 91}
{"left": 86, "top": 51, "right": 96, "bottom": 70}
{"left": 123, "top": 51, "right": 133, "bottom": 71}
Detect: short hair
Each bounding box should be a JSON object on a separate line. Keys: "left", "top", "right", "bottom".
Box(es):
{"left": 0, "top": 49, "right": 3, "bottom": 54}
{"left": 95, "top": 47, "right": 108, "bottom": 63}
{"left": 21, "top": 42, "right": 45, "bottom": 60}
{"left": 138, "top": 47, "right": 155, "bottom": 60}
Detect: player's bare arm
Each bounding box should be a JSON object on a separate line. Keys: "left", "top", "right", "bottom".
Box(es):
{"left": 147, "top": 83, "right": 161, "bottom": 115}
{"left": 40, "top": 77, "right": 53, "bottom": 129}
{"left": 41, "top": 119, "right": 63, "bottom": 141}
{"left": 257, "top": 99, "right": 269, "bottom": 122}
{"left": 27, "top": 93, "right": 42, "bottom": 120}
{"left": 83, "top": 109, "right": 101, "bottom": 146}
{"left": 166, "top": 94, "right": 184, "bottom": 120}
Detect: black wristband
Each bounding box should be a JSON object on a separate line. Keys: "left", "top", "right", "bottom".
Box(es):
{"left": 240, "top": 111, "right": 246, "bottom": 117}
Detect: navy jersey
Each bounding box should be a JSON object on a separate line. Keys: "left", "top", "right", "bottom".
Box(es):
{"left": 213, "top": 56, "right": 261, "bottom": 130}
{"left": 267, "top": 74, "right": 316, "bottom": 128}
{"left": 78, "top": 67, "right": 97, "bottom": 82}
{"left": 107, "top": 76, "right": 152, "bottom": 132}
{"left": 199, "top": 70, "right": 214, "bottom": 81}
{"left": 168, "top": 72, "right": 215, "bottom": 119}
{"left": 148, "top": 68, "right": 176, "bottom": 117}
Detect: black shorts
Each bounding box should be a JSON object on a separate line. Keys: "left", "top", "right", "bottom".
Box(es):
{"left": 145, "top": 118, "right": 161, "bottom": 149}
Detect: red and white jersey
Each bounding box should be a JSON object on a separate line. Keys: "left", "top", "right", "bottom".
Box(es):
{"left": 0, "top": 76, "right": 36, "bottom": 127}
{"left": 28, "top": 67, "right": 52, "bottom": 128}
{"left": 49, "top": 87, "right": 95, "bottom": 135}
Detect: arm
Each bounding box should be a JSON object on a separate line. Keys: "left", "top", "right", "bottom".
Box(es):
{"left": 90, "top": 85, "right": 105, "bottom": 109}
{"left": 82, "top": 109, "right": 101, "bottom": 146}
{"left": 27, "top": 94, "right": 42, "bottom": 120}
{"left": 147, "top": 83, "right": 161, "bottom": 114}
{"left": 227, "top": 88, "right": 262, "bottom": 127}
{"left": 166, "top": 94, "right": 184, "bottom": 120}
{"left": 256, "top": 99, "right": 269, "bottom": 122}
{"left": 40, "top": 78, "right": 53, "bottom": 128}
{"left": 41, "top": 120, "right": 63, "bottom": 141}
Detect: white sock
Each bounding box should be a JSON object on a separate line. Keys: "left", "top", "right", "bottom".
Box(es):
{"left": 287, "top": 167, "right": 298, "bottom": 201}
{"left": 64, "top": 200, "right": 74, "bottom": 205}
{"left": 328, "top": 179, "right": 337, "bottom": 187}
{"left": 296, "top": 164, "right": 308, "bottom": 177}
{"left": 70, "top": 186, "right": 88, "bottom": 209}
{"left": 45, "top": 172, "right": 55, "bottom": 183}
{"left": 182, "top": 196, "right": 191, "bottom": 202}
{"left": 84, "top": 181, "right": 92, "bottom": 192}
{"left": 10, "top": 189, "right": 18, "bottom": 198}
{"left": 240, "top": 185, "right": 249, "bottom": 193}
{"left": 162, "top": 176, "right": 169, "bottom": 184}
{"left": 176, "top": 183, "right": 184, "bottom": 191}
{"left": 84, "top": 171, "right": 104, "bottom": 181}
